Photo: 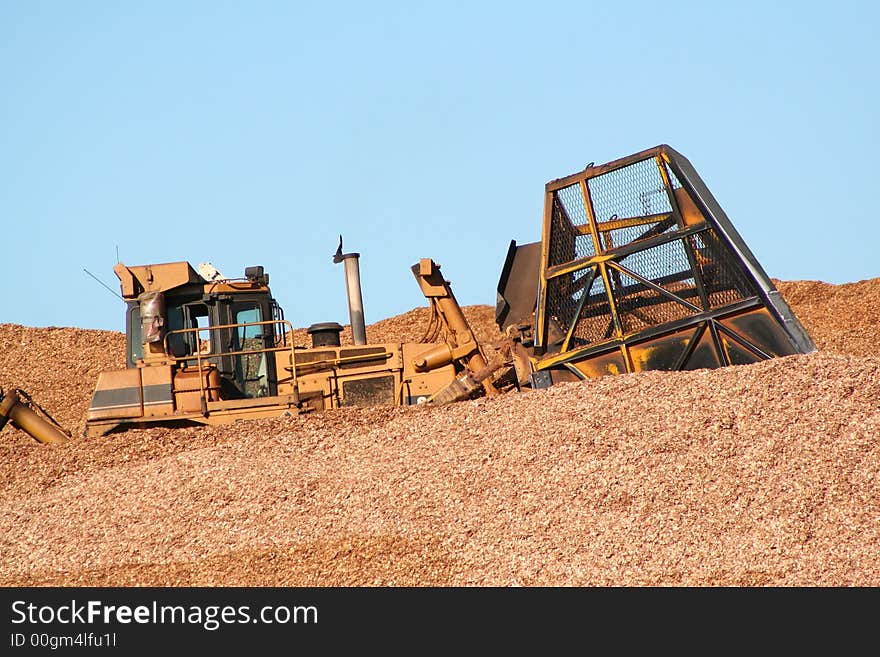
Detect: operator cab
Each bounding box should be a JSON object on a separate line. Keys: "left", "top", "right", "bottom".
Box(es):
{"left": 123, "top": 264, "right": 286, "bottom": 400}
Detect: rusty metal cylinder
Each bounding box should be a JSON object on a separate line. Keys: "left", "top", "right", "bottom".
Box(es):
{"left": 0, "top": 390, "right": 69, "bottom": 445}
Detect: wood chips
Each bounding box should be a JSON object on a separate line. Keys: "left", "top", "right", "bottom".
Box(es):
{"left": 0, "top": 279, "right": 878, "bottom": 586}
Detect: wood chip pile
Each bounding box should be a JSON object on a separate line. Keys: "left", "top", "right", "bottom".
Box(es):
{"left": 1, "top": 279, "right": 878, "bottom": 586}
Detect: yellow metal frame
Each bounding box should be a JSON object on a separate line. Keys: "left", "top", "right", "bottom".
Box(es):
{"left": 531, "top": 145, "right": 810, "bottom": 378}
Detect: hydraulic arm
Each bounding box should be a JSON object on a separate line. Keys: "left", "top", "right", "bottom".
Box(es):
{"left": 0, "top": 388, "right": 70, "bottom": 444}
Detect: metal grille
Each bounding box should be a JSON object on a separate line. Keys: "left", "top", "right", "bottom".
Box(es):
{"left": 571, "top": 275, "right": 615, "bottom": 344}
{"left": 601, "top": 216, "right": 678, "bottom": 253}
{"left": 542, "top": 149, "right": 774, "bottom": 351}
{"left": 587, "top": 157, "right": 672, "bottom": 232}
{"left": 548, "top": 185, "right": 595, "bottom": 267}
{"left": 548, "top": 195, "right": 575, "bottom": 268}
{"left": 545, "top": 272, "right": 582, "bottom": 340}
{"left": 610, "top": 239, "right": 700, "bottom": 333}
{"left": 547, "top": 228, "right": 759, "bottom": 345}
{"left": 690, "top": 228, "right": 756, "bottom": 308}
{"left": 619, "top": 238, "right": 696, "bottom": 294}
{"left": 557, "top": 182, "right": 589, "bottom": 227}
{"left": 534, "top": 144, "right": 816, "bottom": 372}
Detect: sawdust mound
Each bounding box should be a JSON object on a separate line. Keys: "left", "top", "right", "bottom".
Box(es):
{"left": 290, "top": 305, "right": 503, "bottom": 349}
{"left": 774, "top": 279, "right": 880, "bottom": 358}
{"left": 0, "top": 325, "right": 125, "bottom": 441}
{"left": 0, "top": 280, "right": 878, "bottom": 586}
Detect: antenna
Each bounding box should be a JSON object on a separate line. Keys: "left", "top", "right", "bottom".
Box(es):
{"left": 83, "top": 268, "right": 123, "bottom": 300}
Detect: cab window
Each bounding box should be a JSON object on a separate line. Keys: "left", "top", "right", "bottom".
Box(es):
{"left": 127, "top": 304, "right": 143, "bottom": 368}
{"left": 232, "top": 303, "right": 268, "bottom": 398}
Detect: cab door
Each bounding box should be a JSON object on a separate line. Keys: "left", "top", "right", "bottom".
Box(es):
{"left": 228, "top": 298, "right": 278, "bottom": 398}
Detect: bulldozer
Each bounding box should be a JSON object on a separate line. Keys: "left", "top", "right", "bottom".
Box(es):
{"left": 79, "top": 244, "right": 500, "bottom": 439}
{"left": 2, "top": 144, "right": 816, "bottom": 444}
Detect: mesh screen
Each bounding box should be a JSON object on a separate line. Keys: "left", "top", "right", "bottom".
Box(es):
{"left": 557, "top": 182, "right": 590, "bottom": 227}
{"left": 548, "top": 195, "right": 575, "bottom": 268}
{"left": 618, "top": 237, "right": 695, "bottom": 291}
{"left": 601, "top": 216, "right": 678, "bottom": 252}
{"left": 587, "top": 158, "right": 672, "bottom": 229}
{"left": 571, "top": 275, "right": 615, "bottom": 344}
{"left": 690, "top": 227, "right": 756, "bottom": 307}
{"left": 545, "top": 268, "right": 594, "bottom": 339}
{"left": 548, "top": 186, "right": 596, "bottom": 267}
{"left": 542, "top": 152, "right": 762, "bottom": 350}
{"left": 610, "top": 249, "right": 699, "bottom": 333}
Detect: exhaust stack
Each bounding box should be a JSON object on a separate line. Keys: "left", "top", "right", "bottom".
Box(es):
{"left": 333, "top": 235, "right": 367, "bottom": 346}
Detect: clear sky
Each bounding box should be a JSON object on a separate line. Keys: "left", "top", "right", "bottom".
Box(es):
{"left": 2, "top": 1, "right": 877, "bottom": 332}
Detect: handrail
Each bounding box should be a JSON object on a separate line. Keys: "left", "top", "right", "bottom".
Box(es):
{"left": 163, "top": 319, "right": 299, "bottom": 411}
{"left": 286, "top": 350, "right": 393, "bottom": 372}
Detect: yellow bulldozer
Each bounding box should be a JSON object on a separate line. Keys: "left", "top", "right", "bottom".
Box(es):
{"left": 79, "top": 248, "right": 501, "bottom": 439}
{"left": 2, "top": 144, "right": 816, "bottom": 444}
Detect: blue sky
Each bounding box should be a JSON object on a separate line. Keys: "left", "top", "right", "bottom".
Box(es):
{"left": 2, "top": 1, "right": 877, "bottom": 332}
